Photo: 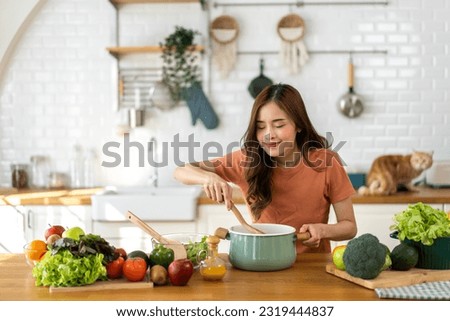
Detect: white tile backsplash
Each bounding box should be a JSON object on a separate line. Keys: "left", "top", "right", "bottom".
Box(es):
{"left": 0, "top": 0, "right": 449, "bottom": 187}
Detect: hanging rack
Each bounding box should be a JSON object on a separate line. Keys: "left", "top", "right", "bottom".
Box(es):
{"left": 238, "top": 49, "right": 388, "bottom": 55}
{"left": 213, "top": 1, "right": 389, "bottom": 8}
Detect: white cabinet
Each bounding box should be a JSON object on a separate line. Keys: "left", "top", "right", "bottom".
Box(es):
{"left": 24, "top": 206, "right": 91, "bottom": 241}
{"left": 197, "top": 204, "right": 253, "bottom": 253}
{"left": 444, "top": 204, "right": 450, "bottom": 214}
{"left": 198, "top": 203, "right": 446, "bottom": 253}
{"left": 0, "top": 206, "right": 26, "bottom": 253}
{"left": 329, "top": 203, "right": 444, "bottom": 250}
{"left": 91, "top": 221, "right": 197, "bottom": 251}
{"left": 0, "top": 205, "right": 91, "bottom": 253}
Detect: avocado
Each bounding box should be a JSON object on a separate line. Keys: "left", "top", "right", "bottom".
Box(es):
{"left": 127, "top": 250, "right": 151, "bottom": 268}
{"left": 390, "top": 243, "right": 419, "bottom": 271}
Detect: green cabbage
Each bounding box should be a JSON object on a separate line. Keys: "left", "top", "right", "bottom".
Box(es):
{"left": 390, "top": 202, "right": 450, "bottom": 246}
{"left": 32, "top": 249, "right": 107, "bottom": 287}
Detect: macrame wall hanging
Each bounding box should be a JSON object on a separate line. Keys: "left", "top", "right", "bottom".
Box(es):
{"left": 277, "top": 13, "right": 309, "bottom": 74}
{"left": 210, "top": 15, "right": 239, "bottom": 79}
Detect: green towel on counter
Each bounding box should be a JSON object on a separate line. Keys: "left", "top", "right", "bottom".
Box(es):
{"left": 375, "top": 281, "right": 450, "bottom": 300}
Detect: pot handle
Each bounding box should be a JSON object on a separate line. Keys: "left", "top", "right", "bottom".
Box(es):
{"left": 214, "top": 227, "right": 230, "bottom": 240}
{"left": 296, "top": 232, "right": 311, "bottom": 241}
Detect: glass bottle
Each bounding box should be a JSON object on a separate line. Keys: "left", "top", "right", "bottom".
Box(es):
{"left": 30, "top": 156, "right": 49, "bottom": 189}
{"left": 69, "top": 144, "right": 83, "bottom": 188}
{"left": 83, "top": 149, "right": 97, "bottom": 188}
{"left": 199, "top": 235, "right": 227, "bottom": 281}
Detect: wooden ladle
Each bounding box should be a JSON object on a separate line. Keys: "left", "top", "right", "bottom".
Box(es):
{"left": 127, "top": 210, "right": 187, "bottom": 259}
{"left": 230, "top": 202, "right": 265, "bottom": 234}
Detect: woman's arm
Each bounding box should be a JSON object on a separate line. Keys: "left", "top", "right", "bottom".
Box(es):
{"left": 173, "top": 162, "right": 234, "bottom": 210}
{"left": 299, "top": 197, "right": 357, "bottom": 247}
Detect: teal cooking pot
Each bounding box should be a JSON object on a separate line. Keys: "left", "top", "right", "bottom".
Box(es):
{"left": 220, "top": 223, "right": 310, "bottom": 272}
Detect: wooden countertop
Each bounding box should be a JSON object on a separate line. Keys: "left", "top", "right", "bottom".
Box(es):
{"left": 199, "top": 186, "right": 450, "bottom": 205}
{"left": 0, "top": 253, "right": 380, "bottom": 301}
{"left": 1, "top": 186, "right": 449, "bottom": 206}
{"left": 0, "top": 187, "right": 103, "bottom": 206}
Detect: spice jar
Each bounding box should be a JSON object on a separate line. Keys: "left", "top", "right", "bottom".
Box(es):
{"left": 30, "top": 156, "right": 49, "bottom": 188}
{"left": 11, "top": 164, "right": 29, "bottom": 189}
{"left": 199, "top": 235, "right": 227, "bottom": 281}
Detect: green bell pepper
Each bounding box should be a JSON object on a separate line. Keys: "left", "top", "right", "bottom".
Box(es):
{"left": 149, "top": 244, "right": 174, "bottom": 269}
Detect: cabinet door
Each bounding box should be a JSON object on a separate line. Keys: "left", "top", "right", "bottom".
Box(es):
{"left": 197, "top": 204, "right": 252, "bottom": 253}
{"left": 25, "top": 206, "right": 91, "bottom": 241}
{"left": 329, "top": 204, "right": 443, "bottom": 250}
{"left": 0, "top": 206, "right": 26, "bottom": 253}
{"left": 91, "top": 221, "right": 197, "bottom": 251}
{"left": 444, "top": 204, "right": 450, "bottom": 214}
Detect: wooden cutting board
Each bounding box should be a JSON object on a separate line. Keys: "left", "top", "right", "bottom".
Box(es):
{"left": 326, "top": 263, "right": 450, "bottom": 289}
{"left": 49, "top": 278, "right": 153, "bottom": 293}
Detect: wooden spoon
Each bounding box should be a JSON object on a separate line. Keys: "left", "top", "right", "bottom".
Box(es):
{"left": 230, "top": 202, "right": 265, "bottom": 234}
{"left": 127, "top": 211, "right": 187, "bottom": 259}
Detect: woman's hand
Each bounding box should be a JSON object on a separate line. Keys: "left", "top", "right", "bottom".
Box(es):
{"left": 299, "top": 223, "right": 325, "bottom": 248}
{"left": 173, "top": 162, "right": 233, "bottom": 210}
{"left": 203, "top": 175, "right": 233, "bottom": 210}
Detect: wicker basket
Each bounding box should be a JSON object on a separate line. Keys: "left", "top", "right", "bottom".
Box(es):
{"left": 277, "top": 13, "right": 305, "bottom": 42}
{"left": 210, "top": 15, "right": 239, "bottom": 44}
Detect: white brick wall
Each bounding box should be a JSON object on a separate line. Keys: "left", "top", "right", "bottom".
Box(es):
{"left": 0, "top": 0, "right": 449, "bottom": 187}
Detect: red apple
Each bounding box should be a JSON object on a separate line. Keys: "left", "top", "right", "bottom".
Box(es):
{"left": 114, "top": 248, "right": 127, "bottom": 260}
{"left": 168, "top": 258, "right": 194, "bottom": 286}
{"left": 44, "top": 224, "right": 65, "bottom": 240}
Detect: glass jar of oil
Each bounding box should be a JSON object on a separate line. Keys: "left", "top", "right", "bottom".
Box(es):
{"left": 199, "top": 235, "right": 227, "bottom": 281}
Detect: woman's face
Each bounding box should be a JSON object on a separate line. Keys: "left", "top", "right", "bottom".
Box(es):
{"left": 256, "top": 101, "right": 300, "bottom": 166}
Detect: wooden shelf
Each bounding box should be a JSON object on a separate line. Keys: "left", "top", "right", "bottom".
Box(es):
{"left": 106, "top": 45, "right": 204, "bottom": 58}
{"left": 109, "top": 0, "right": 199, "bottom": 5}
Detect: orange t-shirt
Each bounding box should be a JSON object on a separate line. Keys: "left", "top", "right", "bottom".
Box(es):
{"left": 212, "top": 148, "right": 355, "bottom": 253}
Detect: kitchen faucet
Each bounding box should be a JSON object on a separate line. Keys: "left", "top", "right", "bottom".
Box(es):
{"left": 148, "top": 136, "right": 158, "bottom": 187}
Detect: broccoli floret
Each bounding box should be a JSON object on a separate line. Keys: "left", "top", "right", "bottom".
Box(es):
{"left": 343, "top": 233, "right": 387, "bottom": 280}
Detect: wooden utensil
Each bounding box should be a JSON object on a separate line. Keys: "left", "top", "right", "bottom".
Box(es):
{"left": 230, "top": 202, "right": 265, "bottom": 234}
{"left": 127, "top": 211, "right": 187, "bottom": 259}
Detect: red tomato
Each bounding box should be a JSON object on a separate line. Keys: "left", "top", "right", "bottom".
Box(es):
{"left": 106, "top": 256, "right": 125, "bottom": 279}
{"left": 123, "top": 257, "right": 148, "bottom": 282}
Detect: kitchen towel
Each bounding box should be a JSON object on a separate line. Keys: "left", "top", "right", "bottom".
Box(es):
{"left": 375, "top": 281, "right": 450, "bottom": 300}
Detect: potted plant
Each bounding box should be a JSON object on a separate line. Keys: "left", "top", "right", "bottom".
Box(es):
{"left": 160, "top": 26, "right": 219, "bottom": 129}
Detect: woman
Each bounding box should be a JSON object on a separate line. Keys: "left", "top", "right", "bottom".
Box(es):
{"left": 174, "top": 84, "right": 357, "bottom": 253}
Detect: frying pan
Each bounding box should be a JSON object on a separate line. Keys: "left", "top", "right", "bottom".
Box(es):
{"left": 248, "top": 58, "right": 273, "bottom": 98}
{"left": 337, "top": 56, "right": 364, "bottom": 118}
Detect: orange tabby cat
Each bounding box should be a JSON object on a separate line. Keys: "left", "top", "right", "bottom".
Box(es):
{"left": 358, "top": 151, "right": 433, "bottom": 196}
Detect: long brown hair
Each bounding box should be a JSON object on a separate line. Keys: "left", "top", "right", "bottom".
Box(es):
{"left": 242, "top": 83, "right": 329, "bottom": 219}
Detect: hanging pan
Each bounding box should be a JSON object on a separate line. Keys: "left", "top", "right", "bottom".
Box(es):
{"left": 337, "top": 56, "right": 364, "bottom": 118}
{"left": 248, "top": 58, "right": 273, "bottom": 98}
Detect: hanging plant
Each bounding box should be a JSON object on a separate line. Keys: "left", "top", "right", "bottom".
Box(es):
{"left": 160, "top": 26, "right": 201, "bottom": 102}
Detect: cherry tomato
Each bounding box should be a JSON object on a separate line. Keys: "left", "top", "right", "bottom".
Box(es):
{"left": 106, "top": 256, "right": 125, "bottom": 279}
{"left": 123, "top": 257, "right": 148, "bottom": 282}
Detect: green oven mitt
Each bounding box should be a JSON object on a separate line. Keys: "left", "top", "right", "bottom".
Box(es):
{"left": 183, "top": 82, "right": 219, "bottom": 129}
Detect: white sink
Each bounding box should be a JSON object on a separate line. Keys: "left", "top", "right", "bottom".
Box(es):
{"left": 90, "top": 186, "right": 202, "bottom": 221}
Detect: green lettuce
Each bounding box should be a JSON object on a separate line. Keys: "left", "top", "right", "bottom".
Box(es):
{"left": 390, "top": 202, "right": 450, "bottom": 246}
{"left": 32, "top": 249, "right": 107, "bottom": 287}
